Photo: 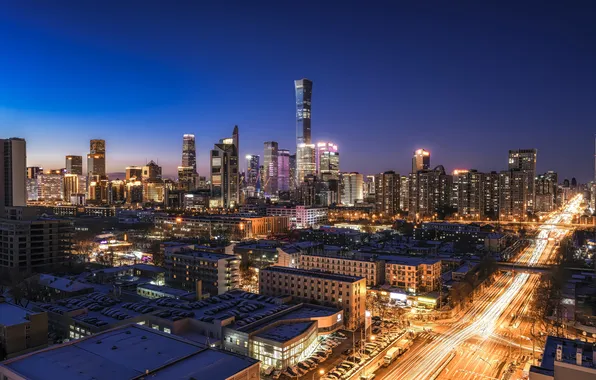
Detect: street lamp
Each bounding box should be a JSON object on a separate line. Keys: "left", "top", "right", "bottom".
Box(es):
{"left": 313, "top": 369, "right": 324, "bottom": 380}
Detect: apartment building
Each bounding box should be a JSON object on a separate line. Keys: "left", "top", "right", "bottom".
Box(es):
{"left": 384, "top": 256, "right": 442, "bottom": 294}
{"left": 163, "top": 242, "right": 240, "bottom": 295}
{"left": 266, "top": 205, "right": 328, "bottom": 229}
{"left": 299, "top": 253, "right": 383, "bottom": 286}
{"left": 259, "top": 266, "right": 366, "bottom": 329}
{"left": 0, "top": 297, "right": 48, "bottom": 359}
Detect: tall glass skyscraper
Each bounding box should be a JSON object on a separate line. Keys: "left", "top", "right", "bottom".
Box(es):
{"left": 317, "top": 142, "right": 339, "bottom": 181}
{"left": 245, "top": 154, "right": 260, "bottom": 197}
{"left": 278, "top": 149, "right": 290, "bottom": 192}
{"left": 295, "top": 78, "right": 315, "bottom": 183}
{"left": 263, "top": 141, "right": 279, "bottom": 194}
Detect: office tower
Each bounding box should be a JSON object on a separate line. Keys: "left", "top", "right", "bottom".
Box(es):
{"left": 482, "top": 171, "right": 500, "bottom": 219}
{"left": 412, "top": 148, "right": 430, "bottom": 173}
{"left": 408, "top": 166, "right": 452, "bottom": 219}
{"left": 363, "top": 175, "right": 375, "bottom": 203}
{"left": 182, "top": 134, "right": 197, "bottom": 171}
{"left": 65, "top": 155, "right": 83, "bottom": 175}
{"left": 63, "top": 174, "right": 80, "bottom": 201}
{"left": 317, "top": 142, "right": 339, "bottom": 181}
{"left": 263, "top": 141, "right": 279, "bottom": 194}
{"left": 278, "top": 149, "right": 290, "bottom": 192}
{"left": 39, "top": 169, "right": 66, "bottom": 202}
{"left": 26, "top": 167, "right": 43, "bottom": 201}
{"left": 177, "top": 166, "right": 196, "bottom": 191}
{"left": 374, "top": 171, "right": 401, "bottom": 215}
{"left": 245, "top": 154, "right": 260, "bottom": 197}
{"left": 87, "top": 139, "right": 106, "bottom": 178}
{"left": 289, "top": 154, "right": 297, "bottom": 190}
{"left": 210, "top": 126, "right": 240, "bottom": 208}
{"left": 126, "top": 180, "right": 143, "bottom": 204}
{"left": 535, "top": 171, "right": 558, "bottom": 212}
{"left": 142, "top": 160, "right": 162, "bottom": 180}
{"left": 508, "top": 149, "right": 537, "bottom": 213}
{"left": 341, "top": 172, "right": 363, "bottom": 206}
{"left": 452, "top": 169, "right": 484, "bottom": 218}
{"left": 88, "top": 177, "right": 109, "bottom": 204}
{"left": 125, "top": 166, "right": 143, "bottom": 180}
{"left": 1, "top": 138, "right": 27, "bottom": 210}
{"left": 499, "top": 169, "right": 529, "bottom": 220}
{"left": 295, "top": 78, "right": 315, "bottom": 184}
{"left": 110, "top": 179, "right": 126, "bottom": 204}
{"left": 400, "top": 175, "right": 410, "bottom": 211}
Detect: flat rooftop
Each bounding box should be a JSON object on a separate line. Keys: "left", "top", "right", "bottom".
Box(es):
{"left": 0, "top": 301, "right": 33, "bottom": 325}
{"left": 261, "top": 266, "right": 364, "bottom": 283}
{"left": 255, "top": 321, "right": 315, "bottom": 343}
{"left": 1, "top": 324, "right": 257, "bottom": 380}
{"left": 168, "top": 249, "right": 235, "bottom": 261}
{"left": 138, "top": 283, "right": 193, "bottom": 298}
{"left": 533, "top": 336, "right": 596, "bottom": 374}
{"left": 38, "top": 274, "right": 94, "bottom": 293}
{"left": 236, "top": 303, "right": 341, "bottom": 333}
{"left": 377, "top": 255, "right": 442, "bottom": 266}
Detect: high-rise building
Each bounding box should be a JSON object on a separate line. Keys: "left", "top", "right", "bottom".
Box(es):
{"left": 499, "top": 169, "right": 529, "bottom": 220}
{"left": 317, "top": 142, "right": 339, "bottom": 181}
{"left": 87, "top": 139, "right": 106, "bottom": 178}
{"left": 263, "top": 141, "right": 279, "bottom": 194}
{"left": 374, "top": 171, "right": 401, "bottom": 215}
{"left": 63, "top": 174, "right": 80, "bottom": 201}
{"left": 65, "top": 155, "right": 83, "bottom": 175}
{"left": 482, "top": 171, "right": 500, "bottom": 219}
{"left": 452, "top": 169, "right": 484, "bottom": 218}
{"left": 535, "top": 171, "right": 558, "bottom": 212}
{"left": 295, "top": 79, "right": 314, "bottom": 184}
{"left": 109, "top": 179, "right": 126, "bottom": 204}
{"left": 182, "top": 134, "right": 197, "bottom": 171}
{"left": 289, "top": 154, "right": 297, "bottom": 190}
{"left": 278, "top": 149, "right": 290, "bottom": 192}
{"left": 508, "top": 149, "right": 537, "bottom": 213}
{"left": 412, "top": 149, "right": 430, "bottom": 173}
{"left": 1, "top": 138, "right": 27, "bottom": 211}
{"left": 142, "top": 161, "right": 162, "bottom": 180}
{"left": 408, "top": 166, "right": 451, "bottom": 219}
{"left": 400, "top": 175, "right": 410, "bottom": 211}
{"left": 125, "top": 166, "right": 143, "bottom": 180}
{"left": 341, "top": 172, "right": 363, "bottom": 206}
{"left": 177, "top": 166, "right": 196, "bottom": 191}
{"left": 210, "top": 126, "right": 240, "bottom": 208}
{"left": 26, "top": 166, "right": 43, "bottom": 202}
{"left": 245, "top": 154, "right": 260, "bottom": 197}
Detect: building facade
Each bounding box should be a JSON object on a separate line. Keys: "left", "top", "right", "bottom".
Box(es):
{"left": 277, "top": 149, "right": 290, "bottom": 192}
{"left": 508, "top": 149, "right": 537, "bottom": 213}
{"left": 341, "top": 172, "right": 363, "bottom": 206}
{"left": 384, "top": 257, "right": 442, "bottom": 294}
{"left": 299, "top": 253, "right": 383, "bottom": 286}
{"left": 295, "top": 79, "right": 314, "bottom": 184}
{"left": 263, "top": 141, "right": 279, "bottom": 195}
{"left": 412, "top": 148, "right": 430, "bottom": 173}
{"left": 210, "top": 126, "right": 240, "bottom": 208}
{"left": 65, "top": 155, "right": 83, "bottom": 175}
{"left": 317, "top": 142, "right": 339, "bottom": 181}
{"left": 1, "top": 138, "right": 27, "bottom": 210}
{"left": 375, "top": 171, "right": 401, "bottom": 215}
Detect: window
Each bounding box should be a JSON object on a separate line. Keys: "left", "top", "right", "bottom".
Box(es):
{"left": 236, "top": 339, "right": 240, "bottom": 345}
{"left": 164, "top": 327, "right": 171, "bottom": 334}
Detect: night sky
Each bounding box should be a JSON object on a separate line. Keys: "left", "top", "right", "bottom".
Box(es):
{"left": 1, "top": 1, "right": 595, "bottom": 181}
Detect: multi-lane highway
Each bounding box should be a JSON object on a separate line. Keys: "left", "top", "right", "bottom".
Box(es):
{"left": 382, "top": 195, "right": 583, "bottom": 379}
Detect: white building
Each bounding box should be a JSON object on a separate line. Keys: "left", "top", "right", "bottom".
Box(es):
{"left": 341, "top": 172, "right": 363, "bottom": 206}
{"left": 267, "top": 205, "right": 328, "bottom": 229}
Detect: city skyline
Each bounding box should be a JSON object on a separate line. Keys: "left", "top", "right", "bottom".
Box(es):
{"left": 1, "top": 2, "right": 594, "bottom": 181}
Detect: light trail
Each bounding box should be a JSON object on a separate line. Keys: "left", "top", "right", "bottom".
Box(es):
{"left": 384, "top": 195, "right": 583, "bottom": 379}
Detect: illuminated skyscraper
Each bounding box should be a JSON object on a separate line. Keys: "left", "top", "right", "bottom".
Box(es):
{"left": 182, "top": 134, "right": 197, "bottom": 171}
{"left": 65, "top": 155, "right": 83, "bottom": 175}
{"left": 210, "top": 126, "right": 240, "bottom": 208}
{"left": 1, "top": 138, "right": 27, "bottom": 210}
{"left": 125, "top": 166, "right": 143, "bottom": 180}
{"left": 295, "top": 79, "right": 315, "bottom": 183}
{"left": 508, "top": 149, "right": 537, "bottom": 213}
{"left": 245, "top": 154, "right": 260, "bottom": 197}
{"left": 263, "top": 141, "right": 278, "bottom": 194}
{"left": 412, "top": 149, "right": 430, "bottom": 173}
{"left": 341, "top": 172, "right": 363, "bottom": 206}
{"left": 278, "top": 149, "right": 290, "bottom": 192}
{"left": 317, "top": 142, "right": 339, "bottom": 181}
{"left": 87, "top": 139, "right": 106, "bottom": 177}
{"left": 375, "top": 171, "right": 400, "bottom": 215}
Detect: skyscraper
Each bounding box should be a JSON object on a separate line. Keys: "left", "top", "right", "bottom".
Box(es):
{"left": 295, "top": 78, "right": 315, "bottom": 183}
{"left": 278, "top": 149, "right": 290, "bottom": 192}
{"left": 245, "top": 154, "right": 260, "bottom": 197}
{"left": 374, "top": 171, "right": 400, "bottom": 215}
{"left": 499, "top": 169, "right": 529, "bottom": 220}
{"left": 508, "top": 149, "right": 537, "bottom": 213}
{"left": 341, "top": 172, "right": 363, "bottom": 206}
{"left": 452, "top": 169, "right": 484, "bottom": 218}
{"left": 263, "top": 141, "right": 279, "bottom": 194}
{"left": 412, "top": 149, "right": 430, "bottom": 173}
{"left": 65, "top": 155, "right": 83, "bottom": 175}
{"left": 210, "top": 126, "right": 240, "bottom": 208}
{"left": 317, "top": 142, "right": 339, "bottom": 181}
{"left": 1, "top": 138, "right": 27, "bottom": 211}
{"left": 182, "top": 134, "right": 197, "bottom": 171}
{"left": 87, "top": 139, "right": 106, "bottom": 177}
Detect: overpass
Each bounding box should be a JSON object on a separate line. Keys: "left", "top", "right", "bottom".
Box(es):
{"left": 495, "top": 262, "right": 595, "bottom": 274}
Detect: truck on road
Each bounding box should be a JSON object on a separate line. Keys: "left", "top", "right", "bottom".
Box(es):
{"left": 383, "top": 347, "right": 400, "bottom": 367}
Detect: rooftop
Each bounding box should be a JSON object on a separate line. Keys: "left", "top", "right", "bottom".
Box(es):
{"left": 138, "top": 283, "right": 193, "bottom": 298}
{"left": 255, "top": 321, "right": 315, "bottom": 343}
{"left": 131, "top": 263, "right": 166, "bottom": 274}
{"left": 1, "top": 324, "right": 258, "bottom": 380}
{"left": 0, "top": 301, "right": 35, "bottom": 325}
{"left": 38, "top": 274, "right": 94, "bottom": 293}
{"left": 236, "top": 303, "right": 342, "bottom": 332}
{"left": 377, "top": 255, "right": 441, "bottom": 266}
{"left": 168, "top": 249, "right": 236, "bottom": 261}
{"left": 532, "top": 335, "right": 596, "bottom": 376}
{"left": 261, "top": 266, "right": 364, "bottom": 283}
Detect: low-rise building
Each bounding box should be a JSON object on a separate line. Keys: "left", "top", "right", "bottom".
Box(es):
{"left": 267, "top": 205, "right": 328, "bottom": 229}
{"left": 0, "top": 297, "right": 48, "bottom": 359}
{"left": 530, "top": 336, "right": 596, "bottom": 380}
{"left": 154, "top": 214, "right": 289, "bottom": 240}
{"left": 383, "top": 256, "right": 442, "bottom": 294}
{"left": 0, "top": 324, "right": 260, "bottom": 380}
{"left": 136, "top": 283, "right": 196, "bottom": 300}
{"left": 163, "top": 243, "right": 240, "bottom": 295}
{"left": 299, "top": 253, "right": 383, "bottom": 287}
{"left": 35, "top": 274, "right": 94, "bottom": 301}
{"left": 259, "top": 266, "right": 366, "bottom": 329}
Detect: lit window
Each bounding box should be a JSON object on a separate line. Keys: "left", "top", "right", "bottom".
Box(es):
{"left": 164, "top": 327, "right": 171, "bottom": 334}
{"left": 236, "top": 339, "right": 240, "bottom": 345}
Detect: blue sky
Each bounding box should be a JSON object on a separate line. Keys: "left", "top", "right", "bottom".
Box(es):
{"left": 0, "top": 1, "right": 595, "bottom": 180}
